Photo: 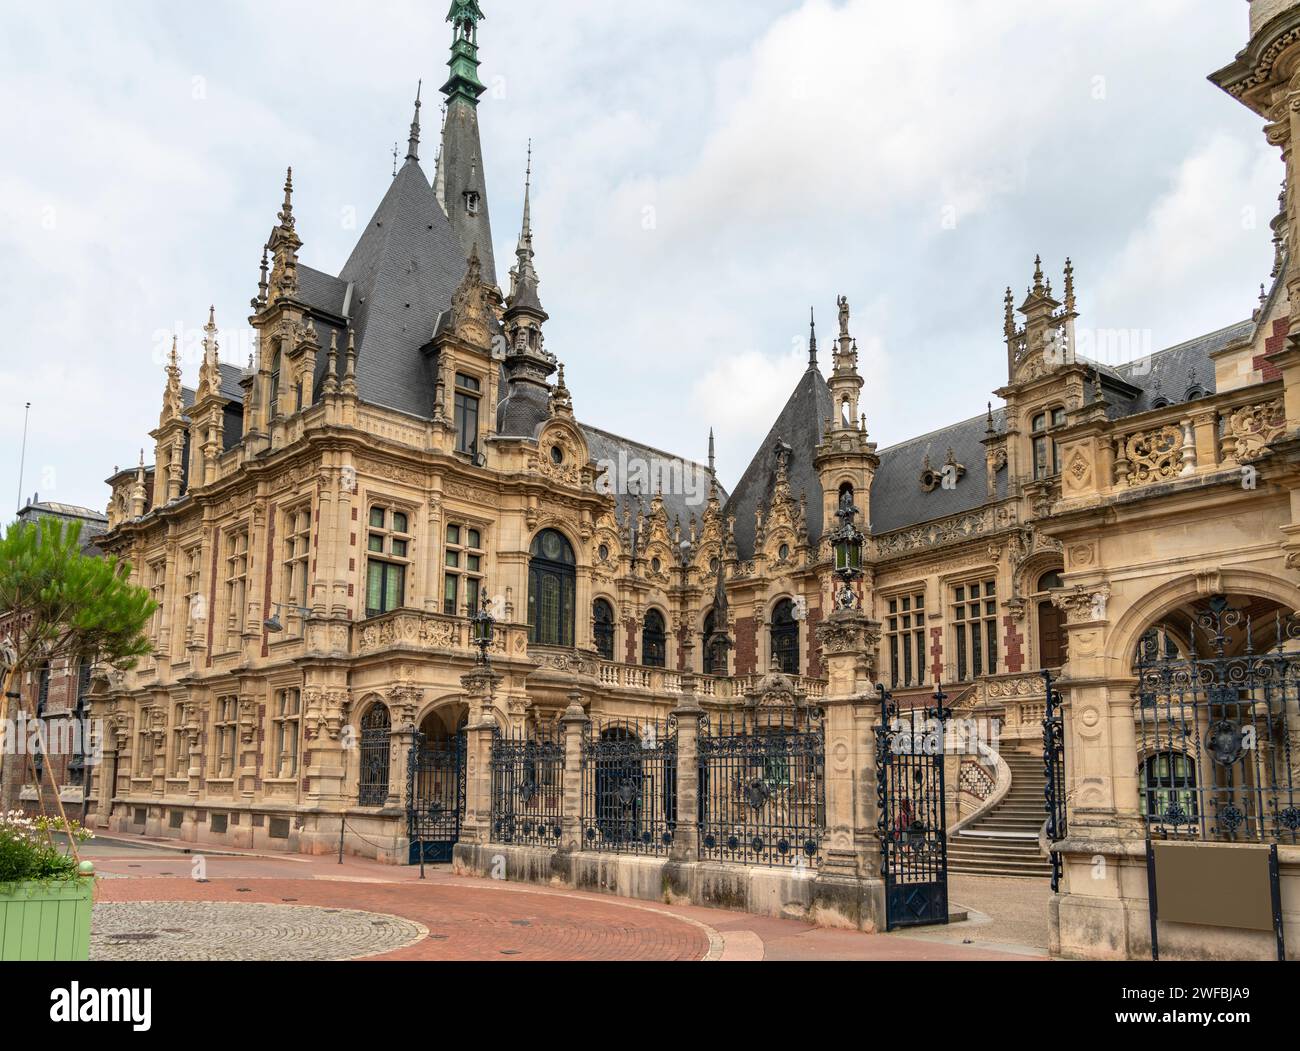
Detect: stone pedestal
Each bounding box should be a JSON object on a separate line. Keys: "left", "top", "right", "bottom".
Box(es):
{"left": 670, "top": 684, "right": 704, "bottom": 864}
{"left": 458, "top": 665, "right": 501, "bottom": 846}
{"left": 811, "top": 608, "right": 888, "bottom": 930}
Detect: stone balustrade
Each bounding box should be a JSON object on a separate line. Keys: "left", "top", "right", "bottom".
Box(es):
{"left": 1110, "top": 391, "right": 1284, "bottom": 493}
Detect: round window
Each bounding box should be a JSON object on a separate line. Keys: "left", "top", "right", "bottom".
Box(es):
{"left": 598, "top": 543, "right": 610, "bottom": 561}
{"left": 779, "top": 544, "right": 790, "bottom": 561}
{"left": 709, "top": 557, "right": 720, "bottom": 573}
{"left": 550, "top": 446, "right": 564, "bottom": 465}
{"left": 651, "top": 557, "right": 662, "bottom": 573}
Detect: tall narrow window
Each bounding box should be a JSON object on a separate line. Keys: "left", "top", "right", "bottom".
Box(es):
{"left": 214, "top": 696, "right": 238, "bottom": 779}
{"left": 180, "top": 546, "right": 202, "bottom": 652}
{"left": 283, "top": 506, "right": 312, "bottom": 631}
{"left": 366, "top": 506, "right": 412, "bottom": 617}
{"left": 952, "top": 579, "right": 998, "bottom": 681}
{"left": 642, "top": 609, "right": 667, "bottom": 668}
{"left": 1032, "top": 407, "right": 1067, "bottom": 480}
{"left": 269, "top": 348, "right": 283, "bottom": 416}
{"left": 171, "top": 704, "right": 188, "bottom": 779}
{"left": 272, "top": 688, "right": 301, "bottom": 779}
{"left": 454, "top": 373, "right": 481, "bottom": 456}
{"left": 528, "top": 530, "right": 576, "bottom": 647}
{"left": 224, "top": 529, "right": 249, "bottom": 650}
{"left": 886, "top": 592, "right": 927, "bottom": 689}
{"left": 771, "top": 599, "right": 800, "bottom": 675}
{"left": 444, "top": 523, "right": 485, "bottom": 616}
{"left": 593, "top": 599, "right": 616, "bottom": 661}
{"left": 148, "top": 561, "right": 166, "bottom": 647}
{"left": 702, "top": 608, "right": 724, "bottom": 675}
{"left": 68, "top": 659, "right": 92, "bottom": 786}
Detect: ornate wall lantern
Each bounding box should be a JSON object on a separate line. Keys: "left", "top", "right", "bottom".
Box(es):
{"left": 470, "top": 592, "right": 496, "bottom": 665}
{"left": 829, "top": 496, "right": 865, "bottom": 611}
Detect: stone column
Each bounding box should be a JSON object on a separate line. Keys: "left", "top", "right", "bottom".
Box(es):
{"left": 670, "top": 673, "right": 704, "bottom": 863}
{"left": 810, "top": 607, "right": 886, "bottom": 931}
{"left": 559, "top": 691, "right": 588, "bottom": 854}
{"left": 458, "top": 665, "right": 501, "bottom": 846}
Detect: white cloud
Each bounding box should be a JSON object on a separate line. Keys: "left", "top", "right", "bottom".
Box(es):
{"left": 0, "top": 0, "right": 1274, "bottom": 509}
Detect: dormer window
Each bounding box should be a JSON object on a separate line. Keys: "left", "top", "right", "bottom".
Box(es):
{"left": 1032, "top": 407, "right": 1067, "bottom": 480}
{"left": 454, "top": 373, "right": 481, "bottom": 456}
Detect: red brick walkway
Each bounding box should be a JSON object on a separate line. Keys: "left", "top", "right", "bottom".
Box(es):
{"left": 86, "top": 834, "right": 1045, "bottom": 962}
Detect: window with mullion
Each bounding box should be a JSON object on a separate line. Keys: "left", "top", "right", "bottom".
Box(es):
{"left": 886, "top": 593, "right": 927, "bottom": 689}
{"left": 443, "top": 523, "right": 485, "bottom": 616}
{"left": 952, "top": 580, "right": 998, "bottom": 681}
{"left": 366, "top": 506, "right": 412, "bottom": 617}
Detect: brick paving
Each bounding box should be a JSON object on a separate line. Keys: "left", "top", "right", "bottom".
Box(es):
{"left": 85, "top": 832, "right": 1047, "bottom": 962}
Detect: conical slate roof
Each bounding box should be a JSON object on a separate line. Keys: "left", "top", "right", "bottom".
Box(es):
{"left": 337, "top": 158, "right": 469, "bottom": 418}
{"left": 724, "top": 365, "right": 833, "bottom": 560}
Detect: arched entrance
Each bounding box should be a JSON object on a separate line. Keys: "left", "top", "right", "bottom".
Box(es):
{"left": 1131, "top": 591, "right": 1300, "bottom": 844}
{"left": 407, "top": 704, "right": 470, "bottom": 864}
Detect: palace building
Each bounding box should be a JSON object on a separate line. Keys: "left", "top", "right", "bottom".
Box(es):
{"left": 76, "top": 1, "right": 1300, "bottom": 958}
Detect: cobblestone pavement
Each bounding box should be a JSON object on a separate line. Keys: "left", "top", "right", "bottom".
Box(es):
{"left": 92, "top": 901, "right": 427, "bottom": 962}
{"left": 85, "top": 832, "right": 1046, "bottom": 962}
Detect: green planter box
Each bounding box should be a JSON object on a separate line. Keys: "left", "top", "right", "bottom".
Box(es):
{"left": 0, "top": 877, "right": 95, "bottom": 961}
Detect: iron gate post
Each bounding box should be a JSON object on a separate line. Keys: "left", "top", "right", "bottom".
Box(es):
{"left": 559, "top": 693, "right": 589, "bottom": 853}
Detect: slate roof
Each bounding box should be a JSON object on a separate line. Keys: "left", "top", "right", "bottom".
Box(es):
{"left": 17, "top": 502, "right": 109, "bottom": 556}
{"left": 1094, "top": 319, "right": 1253, "bottom": 417}
{"left": 723, "top": 365, "right": 834, "bottom": 560}
{"left": 582, "top": 425, "right": 724, "bottom": 529}
{"left": 872, "top": 410, "right": 1008, "bottom": 535}
{"left": 335, "top": 158, "right": 471, "bottom": 419}
{"left": 181, "top": 363, "right": 247, "bottom": 453}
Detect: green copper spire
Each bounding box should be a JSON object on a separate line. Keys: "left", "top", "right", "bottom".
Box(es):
{"left": 443, "top": 1, "right": 487, "bottom": 106}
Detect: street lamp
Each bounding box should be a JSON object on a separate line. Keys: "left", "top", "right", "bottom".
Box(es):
{"left": 469, "top": 592, "right": 496, "bottom": 666}
{"left": 264, "top": 602, "right": 311, "bottom": 634}
{"left": 829, "top": 495, "right": 865, "bottom": 611}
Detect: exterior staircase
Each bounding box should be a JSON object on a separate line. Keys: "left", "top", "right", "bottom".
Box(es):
{"left": 947, "top": 749, "right": 1054, "bottom": 879}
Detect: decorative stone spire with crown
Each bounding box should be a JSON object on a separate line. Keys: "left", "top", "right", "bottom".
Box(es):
{"left": 502, "top": 143, "right": 557, "bottom": 391}
{"left": 267, "top": 167, "right": 302, "bottom": 305}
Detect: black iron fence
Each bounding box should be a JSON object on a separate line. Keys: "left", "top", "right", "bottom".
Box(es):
{"left": 1136, "top": 598, "right": 1300, "bottom": 845}
{"left": 1042, "top": 670, "right": 1068, "bottom": 892}
{"left": 698, "top": 707, "right": 825, "bottom": 868}
{"left": 490, "top": 726, "right": 566, "bottom": 846}
{"left": 580, "top": 717, "right": 677, "bottom": 856}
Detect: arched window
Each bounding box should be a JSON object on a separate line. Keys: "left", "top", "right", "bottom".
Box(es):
{"left": 702, "top": 608, "right": 724, "bottom": 676}
{"left": 357, "top": 703, "right": 392, "bottom": 807}
{"left": 1141, "top": 751, "right": 1197, "bottom": 826}
{"left": 771, "top": 599, "right": 800, "bottom": 675}
{"left": 1035, "top": 571, "right": 1066, "bottom": 670}
{"left": 642, "top": 609, "right": 667, "bottom": 668}
{"left": 528, "top": 530, "right": 576, "bottom": 647}
{"left": 593, "top": 599, "right": 616, "bottom": 661}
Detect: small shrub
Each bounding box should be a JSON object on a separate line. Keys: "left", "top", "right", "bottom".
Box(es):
{"left": 0, "top": 811, "right": 92, "bottom": 886}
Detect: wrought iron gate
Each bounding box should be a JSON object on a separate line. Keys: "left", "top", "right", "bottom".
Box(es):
{"left": 1042, "top": 670, "right": 1068, "bottom": 892}
{"left": 1135, "top": 597, "right": 1300, "bottom": 844}
{"left": 877, "top": 687, "right": 950, "bottom": 931}
{"left": 406, "top": 733, "right": 466, "bottom": 864}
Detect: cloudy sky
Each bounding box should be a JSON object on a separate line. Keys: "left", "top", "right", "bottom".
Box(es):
{"left": 0, "top": 0, "right": 1277, "bottom": 514}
